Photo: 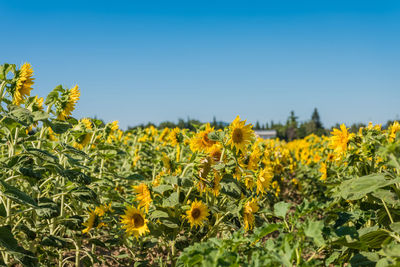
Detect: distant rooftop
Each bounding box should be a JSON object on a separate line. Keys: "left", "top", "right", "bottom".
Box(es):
{"left": 254, "top": 130, "right": 277, "bottom": 139}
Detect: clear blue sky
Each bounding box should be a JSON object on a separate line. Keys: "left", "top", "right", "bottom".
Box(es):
{"left": 1, "top": 0, "right": 400, "bottom": 129}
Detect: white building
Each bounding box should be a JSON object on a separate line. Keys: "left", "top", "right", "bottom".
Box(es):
{"left": 254, "top": 130, "right": 277, "bottom": 139}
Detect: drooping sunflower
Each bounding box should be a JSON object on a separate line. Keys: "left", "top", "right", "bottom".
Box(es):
{"left": 329, "top": 124, "right": 354, "bottom": 155}
{"left": 243, "top": 198, "right": 259, "bottom": 230}
{"left": 185, "top": 199, "right": 209, "bottom": 228}
{"left": 256, "top": 167, "right": 274, "bottom": 195}
{"left": 120, "top": 206, "right": 149, "bottom": 238}
{"left": 13, "top": 63, "right": 35, "bottom": 105}
{"left": 133, "top": 183, "right": 152, "bottom": 212}
{"left": 189, "top": 123, "right": 216, "bottom": 152}
{"left": 57, "top": 85, "right": 80, "bottom": 120}
{"left": 227, "top": 116, "right": 254, "bottom": 153}
{"left": 82, "top": 209, "right": 106, "bottom": 234}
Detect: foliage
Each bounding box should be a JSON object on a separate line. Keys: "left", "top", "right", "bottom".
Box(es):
{"left": 0, "top": 62, "right": 400, "bottom": 266}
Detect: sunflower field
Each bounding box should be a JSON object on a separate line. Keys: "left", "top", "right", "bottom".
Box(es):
{"left": 1, "top": 63, "right": 400, "bottom": 266}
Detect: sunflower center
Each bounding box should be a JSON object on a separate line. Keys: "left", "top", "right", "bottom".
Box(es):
{"left": 191, "top": 208, "right": 201, "bottom": 219}
{"left": 232, "top": 128, "right": 243, "bottom": 143}
{"left": 132, "top": 214, "right": 144, "bottom": 228}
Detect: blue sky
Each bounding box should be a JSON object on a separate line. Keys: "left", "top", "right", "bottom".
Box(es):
{"left": 1, "top": 0, "right": 400, "bottom": 128}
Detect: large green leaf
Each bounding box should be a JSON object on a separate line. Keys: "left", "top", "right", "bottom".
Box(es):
{"left": 340, "top": 174, "right": 400, "bottom": 200}
{"left": 274, "top": 202, "right": 291, "bottom": 218}
{"left": 304, "top": 220, "right": 325, "bottom": 246}
{"left": 0, "top": 180, "right": 37, "bottom": 207}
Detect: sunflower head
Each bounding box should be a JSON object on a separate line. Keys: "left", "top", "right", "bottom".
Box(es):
{"left": 243, "top": 198, "right": 259, "bottom": 230}
{"left": 185, "top": 199, "right": 209, "bottom": 228}
{"left": 256, "top": 167, "right": 274, "bottom": 195}
{"left": 57, "top": 85, "right": 80, "bottom": 120}
{"left": 133, "top": 183, "right": 152, "bottom": 212}
{"left": 329, "top": 124, "right": 354, "bottom": 155}
{"left": 190, "top": 123, "right": 216, "bottom": 152}
{"left": 389, "top": 121, "right": 400, "bottom": 142}
{"left": 120, "top": 206, "right": 149, "bottom": 239}
{"left": 227, "top": 116, "right": 254, "bottom": 153}
{"left": 13, "top": 63, "right": 35, "bottom": 105}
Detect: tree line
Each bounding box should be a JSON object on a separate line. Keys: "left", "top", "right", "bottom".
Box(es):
{"left": 128, "top": 108, "right": 397, "bottom": 141}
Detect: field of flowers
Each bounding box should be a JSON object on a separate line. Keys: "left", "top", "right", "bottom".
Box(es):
{"left": 1, "top": 62, "right": 400, "bottom": 266}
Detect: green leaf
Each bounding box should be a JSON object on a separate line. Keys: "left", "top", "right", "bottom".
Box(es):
{"left": 304, "top": 220, "right": 325, "bottom": 246}
{"left": 0, "top": 180, "right": 37, "bottom": 207}
{"left": 359, "top": 230, "right": 391, "bottom": 249}
{"left": 63, "top": 169, "right": 91, "bottom": 185}
{"left": 251, "top": 223, "right": 280, "bottom": 243}
{"left": 0, "top": 202, "right": 6, "bottom": 217}
{"left": 35, "top": 198, "right": 60, "bottom": 219}
{"left": 61, "top": 215, "right": 84, "bottom": 230}
{"left": 390, "top": 222, "right": 400, "bottom": 234}
{"left": 152, "top": 185, "right": 173, "bottom": 195}
{"left": 0, "top": 225, "right": 19, "bottom": 251}
{"left": 32, "top": 110, "right": 49, "bottom": 122}
{"left": 8, "top": 105, "right": 34, "bottom": 126}
{"left": 48, "top": 119, "right": 72, "bottom": 134}
{"left": 70, "top": 186, "right": 98, "bottom": 203}
{"left": 162, "top": 192, "right": 179, "bottom": 207}
{"left": 274, "top": 202, "right": 291, "bottom": 218}
{"left": 340, "top": 174, "right": 400, "bottom": 200}
{"left": 372, "top": 189, "right": 400, "bottom": 207}
{"left": 41, "top": 236, "right": 72, "bottom": 248}
{"left": 149, "top": 210, "right": 169, "bottom": 220}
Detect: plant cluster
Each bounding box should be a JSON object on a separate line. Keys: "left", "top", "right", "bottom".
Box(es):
{"left": 0, "top": 63, "right": 400, "bottom": 266}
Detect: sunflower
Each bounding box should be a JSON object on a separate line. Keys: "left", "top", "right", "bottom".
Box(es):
{"left": 133, "top": 183, "right": 152, "bottom": 212}
{"left": 256, "top": 167, "right": 274, "bottom": 195}
{"left": 120, "top": 206, "right": 149, "bottom": 238}
{"left": 208, "top": 144, "right": 223, "bottom": 163}
{"left": 158, "top": 128, "right": 170, "bottom": 143}
{"left": 243, "top": 198, "right": 259, "bottom": 230}
{"left": 190, "top": 123, "right": 216, "bottom": 152}
{"left": 168, "top": 127, "right": 181, "bottom": 147}
{"left": 34, "top": 96, "right": 44, "bottom": 111}
{"left": 329, "top": 124, "right": 354, "bottom": 155}
{"left": 57, "top": 85, "right": 80, "bottom": 120}
{"left": 106, "top": 121, "right": 119, "bottom": 143}
{"left": 81, "top": 118, "right": 93, "bottom": 130}
{"left": 13, "top": 63, "right": 35, "bottom": 105}
{"left": 389, "top": 121, "right": 400, "bottom": 142}
{"left": 227, "top": 116, "right": 254, "bottom": 153}
{"left": 82, "top": 209, "right": 106, "bottom": 234}
{"left": 185, "top": 199, "right": 209, "bottom": 228}
{"left": 319, "top": 162, "right": 327, "bottom": 181}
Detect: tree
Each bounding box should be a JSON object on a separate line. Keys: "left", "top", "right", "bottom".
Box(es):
{"left": 311, "top": 108, "right": 323, "bottom": 129}
{"left": 255, "top": 121, "right": 261, "bottom": 130}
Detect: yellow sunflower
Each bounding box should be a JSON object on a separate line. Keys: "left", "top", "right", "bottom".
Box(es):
{"left": 13, "top": 63, "right": 35, "bottom": 105}
{"left": 57, "top": 85, "right": 80, "bottom": 120}
{"left": 243, "top": 198, "right": 259, "bottom": 230}
{"left": 389, "top": 121, "right": 400, "bottom": 142}
{"left": 189, "top": 123, "right": 216, "bottom": 152}
{"left": 168, "top": 127, "right": 181, "bottom": 146}
{"left": 208, "top": 144, "right": 223, "bottom": 163}
{"left": 329, "top": 124, "right": 354, "bottom": 155}
{"left": 185, "top": 199, "right": 209, "bottom": 228}
{"left": 133, "top": 183, "right": 152, "bottom": 212}
{"left": 120, "top": 206, "right": 149, "bottom": 238}
{"left": 82, "top": 209, "right": 105, "bottom": 234}
{"left": 256, "top": 167, "right": 274, "bottom": 195}
{"left": 319, "top": 162, "right": 327, "bottom": 181}
{"left": 227, "top": 116, "right": 254, "bottom": 153}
